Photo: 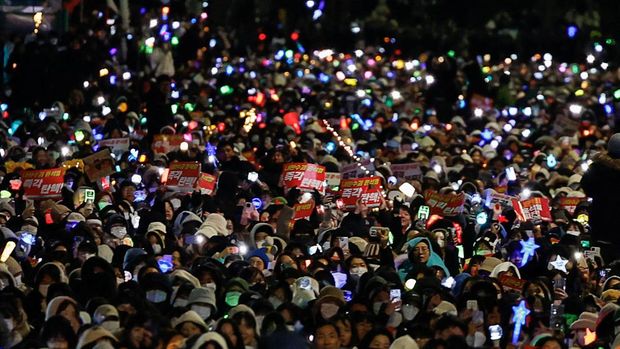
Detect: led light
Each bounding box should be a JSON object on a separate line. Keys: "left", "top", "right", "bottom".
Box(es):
{"left": 180, "top": 142, "right": 189, "bottom": 152}
{"left": 0, "top": 241, "right": 15, "bottom": 263}
{"left": 569, "top": 104, "right": 583, "bottom": 115}
{"left": 102, "top": 106, "right": 111, "bottom": 116}
{"left": 521, "top": 129, "right": 531, "bottom": 138}
{"left": 61, "top": 146, "right": 70, "bottom": 157}
{"left": 433, "top": 164, "right": 442, "bottom": 174}
{"left": 74, "top": 130, "right": 85, "bottom": 142}
{"left": 83, "top": 81, "right": 90, "bottom": 88}
{"left": 96, "top": 96, "right": 105, "bottom": 105}
{"left": 149, "top": 19, "right": 158, "bottom": 28}
{"left": 399, "top": 182, "right": 416, "bottom": 197}
{"left": 99, "top": 68, "right": 109, "bottom": 77}
{"left": 476, "top": 212, "right": 488, "bottom": 225}
{"left": 425, "top": 75, "right": 435, "bottom": 85}
{"left": 251, "top": 198, "right": 263, "bottom": 209}
{"left": 521, "top": 188, "right": 531, "bottom": 199}
{"left": 247, "top": 171, "right": 258, "bottom": 182}
{"left": 300, "top": 192, "right": 313, "bottom": 203}
{"left": 474, "top": 108, "right": 483, "bottom": 117}
{"left": 131, "top": 174, "right": 142, "bottom": 184}
{"left": 405, "top": 278, "right": 416, "bottom": 290}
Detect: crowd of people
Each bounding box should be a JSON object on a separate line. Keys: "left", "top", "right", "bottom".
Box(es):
{"left": 1, "top": 2, "right": 620, "bottom": 349}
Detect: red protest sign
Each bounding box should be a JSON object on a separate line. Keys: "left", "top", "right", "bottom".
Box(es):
{"left": 390, "top": 163, "right": 422, "bottom": 180}
{"left": 164, "top": 162, "right": 200, "bottom": 192}
{"left": 197, "top": 173, "right": 217, "bottom": 195}
{"left": 21, "top": 168, "right": 66, "bottom": 199}
{"left": 282, "top": 163, "right": 326, "bottom": 192}
{"left": 424, "top": 191, "right": 465, "bottom": 217}
{"left": 559, "top": 197, "right": 587, "bottom": 215}
{"left": 512, "top": 197, "right": 552, "bottom": 222}
{"left": 339, "top": 176, "right": 383, "bottom": 209}
{"left": 499, "top": 274, "right": 526, "bottom": 292}
{"left": 152, "top": 134, "right": 185, "bottom": 154}
{"left": 292, "top": 199, "right": 315, "bottom": 221}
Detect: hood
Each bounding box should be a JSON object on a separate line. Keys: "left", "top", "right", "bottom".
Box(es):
{"left": 490, "top": 261, "right": 521, "bottom": 279}
{"left": 191, "top": 332, "right": 229, "bottom": 349}
{"left": 248, "top": 222, "right": 275, "bottom": 249}
{"left": 46, "top": 296, "right": 78, "bottom": 320}
{"left": 402, "top": 237, "right": 450, "bottom": 278}
{"left": 196, "top": 213, "right": 228, "bottom": 238}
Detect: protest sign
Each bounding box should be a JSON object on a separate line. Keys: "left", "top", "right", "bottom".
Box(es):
{"left": 22, "top": 168, "right": 66, "bottom": 199}
{"left": 339, "top": 176, "right": 383, "bottom": 209}
{"left": 292, "top": 199, "right": 316, "bottom": 221}
{"left": 164, "top": 162, "right": 201, "bottom": 192}
{"left": 99, "top": 138, "right": 130, "bottom": 157}
{"left": 424, "top": 191, "right": 465, "bottom": 216}
{"left": 82, "top": 149, "right": 115, "bottom": 181}
{"left": 282, "top": 163, "right": 326, "bottom": 192}
{"left": 512, "top": 197, "right": 552, "bottom": 222}
{"left": 152, "top": 134, "right": 185, "bottom": 154}
{"left": 390, "top": 163, "right": 422, "bottom": 180}
{"left": 196, "top": 173, "right": 217, "bottom": 195}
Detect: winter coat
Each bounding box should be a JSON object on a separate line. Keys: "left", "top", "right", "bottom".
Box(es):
{"left": 581, "top": 152, "right": 620, "bottom": 246}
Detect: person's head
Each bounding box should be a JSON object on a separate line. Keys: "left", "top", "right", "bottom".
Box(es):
{"left": 217, "top": 318, "right": 243, "bottom": 349}
{"left": 607, "top": 133, "right": 620, "bottom": 159}
{"left": 164, "top": 200, "right": 175, "bottom": 221}
{"left": 411, "top": 240, "right": 431, "bottom": 264}
{"left": 231, "top": 311, "right": 257, "bottom": 347}
{"left": 333, "top": 315, "right": 354, "bottom": 347}
{"left": 314, "top": 322, "right": 341, "bottom": 349}
{"left": 120, "top": 182, "right": 136, "bottom": 202}
{"left": 358, "top": 329, "right": 392, "bottom": 349}
{"left": 537, "top": 336, "right": 566, "bottom": 349}
{"left": 434, "top": 315, "right": 466, "bottom": 340}
{"left": 41, "top": 315, "right": 78, "bottom": 349}
{"left": 399, "top": 206, "right": 412, "bottom": 228}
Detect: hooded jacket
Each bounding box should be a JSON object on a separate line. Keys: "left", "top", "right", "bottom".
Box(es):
{"left": 398, "top": 237, "right": 450, "bottom": 280}
{"left": 581, "top": 151, "right": 620, "bottom": 245}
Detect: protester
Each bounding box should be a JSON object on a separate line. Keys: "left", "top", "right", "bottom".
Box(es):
{"left": 1, "top": 2, "right": 620, "bottom": 349}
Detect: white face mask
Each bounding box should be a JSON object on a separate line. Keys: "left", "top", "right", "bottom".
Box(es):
{"left": 401, "top": 304, "right": 419, "bottom": 321}
{"left": 110, "top": 226, "right": 127, "bottom": 239}
{"left": 173, "top": 298, "right": 188, "bottom": 308}
{"left": 191, "top": 305, "right": 212, "bottom": 320}
{"left": 146, "top": 290, "right": 167, "bottom": 303}
{"left": 320, "top": 303, "right": 339, "bottom": 320}
{"left": 39, "top": 284, "right": 50, "bottom": 297}
{"left": 268, "top": 296, "right": 283, "bottom": 309}
{"left": 14, "top": 275, "right": 22, "bottom": 287}
{"left": 350, "top": 267, "right": 368, "bottom": 277}
{"left": 437, "top": 239, "right": 445, "bottom": 248}
{"left": 101, "top": 320, "right": 120, "bottom": 333}
{"left": 203, "top": 282, "right": 217, "bottom": 292}
{"left": 373, "top": 302, "right": 385, "bottom": 315}
{"left": 466, "top": 331, "right": 487, "bottom": 348}
{"left": 151, "top": 244, "right": 162, "bottom": 255}
{"left": 3, "top": 318, "right": 14, "bottom": 332}
{"left": 0, "top": 278, "right": 10, "bottom": 290}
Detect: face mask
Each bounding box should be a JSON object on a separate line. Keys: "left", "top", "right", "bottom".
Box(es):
{"left": 191, "top": 305, "right": 212, "bottom": 320}
{"left": 255, "top": 315, "right": 265, "bottom": 331}
{"left": 320, "top": 303, "right": 340, "bottom": 320}
{"left": 152, "top": 244, "right": 162, "bottom": 255}
{"left": 146, "top": 290, "right": 167, "bottom": 303}
{"left": 3, "top": 318, "right": 14, "bottom": 332}
{"left": 173, "top": 298, "right": 188, "bottom": 308}
{"left": 39, "top": 284, "right": 50, "bottom": 297}
{"left": 98, "top": 201, "right": 111, "bottom": 211}
{"left": 116, "top": 278, "right": 125, "bottom": 286}
{"left": 401, "top": 304, "right": 419, "bottom": 321}
{"left": 0, "top": 278, "right": 9, "bottom": 290}
{"left": 92, "top": 340, "right": 115, "bottom": 349}
{"left": 350, "top": 267, "right": 368, "bottom": 277}
{"left": 225, "top": 291, "right": 242, "bottom": 307}
{"left": 101, "top": 320, "right": 120, "bottom": 333}
{"left": 373, "top": 302, "right": 385, "bottom": 315}
{"left": 110, "top": 226, "right": 127, "bottom": 239}
{"left": 14, "top": 275, "right": 22, "bottom": 287}
{"left": 203, "top": 282, "right": 217, "bottom": 292}
{"left": 437, "top": 239, "right": 445, "bottom": 248}
{"left": 268, "top": 296, "right": 283, "bottom": 309}
{"left": 466, "top": 331, "right": 487, "bottom": 348}
{"left": 256, "top": 240, "right": 266, "bottom": 248}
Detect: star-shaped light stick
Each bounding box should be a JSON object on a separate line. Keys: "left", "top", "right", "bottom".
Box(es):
{"left": 548, "top": 255, "right": 569, "bottom": 273}
{"left": 519, "top": 237, "right": 540, "bottom": 267}
{"left": 511, "top": 300, "right": 530, "bottom": 344}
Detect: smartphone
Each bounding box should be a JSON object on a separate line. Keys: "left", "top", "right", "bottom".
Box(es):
{"left": 581, "top": 240, "right": 591, "bottom": 248}
{"left": 489, "top": 325, "right": 503, "bottom": 341}
{"left": 467, "top": 300, "right": 478, "bottom": 311}
{"left": 390, "top": 289, "right": 402, "bottom": 311}
{"left": 343, "top": 290, "right": 353, "bottom": 302}
{"left": 506, "top": 167, "right": 517, "bottom": 181}
{"left": 369, "top": 226, "right": 389, "bottom": 239}
{"left": 553, "top": 277, "right": 566, "bottom": 291}
{"left": 338, "top": 237, "right": 349, "bottom": 250}
{"left": 550, "top": 304, "right": 564, "bottom": 330}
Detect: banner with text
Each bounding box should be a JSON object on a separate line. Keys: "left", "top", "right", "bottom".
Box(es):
{"left": 282, "top": 163, "right": 326, "bottom": 192}
{"left": 339, "top": 176, "right": 383, "bottom": 209}
{"left": 424, "top": 191, "right": 465, "bottom": 217}
{"left": 164, "top": 162, "right": 201, "bottom": 192}
{"left": 22, "top": 168, "right": 66, "bottom": 199}
{"left": 512, "top": 197, "right": 552, "bottom": 223}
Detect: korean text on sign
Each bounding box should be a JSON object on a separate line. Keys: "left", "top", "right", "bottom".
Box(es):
{"left": 424, "top": 191, "right": 465, "bottom": 217}
{"left": 512, "top": 197, "right": 552, "bottom": 223}
{"left": 282, "top": 163, "right": 326, "bottom": 192}
{"left": 165, "top": 162, "right": 201, "bottom": 192}
{"left": 21, "top": 168, "right": 66, "bottom": 199}
{"left": 339, "top": 176, "right": 383, "bottom": 209}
